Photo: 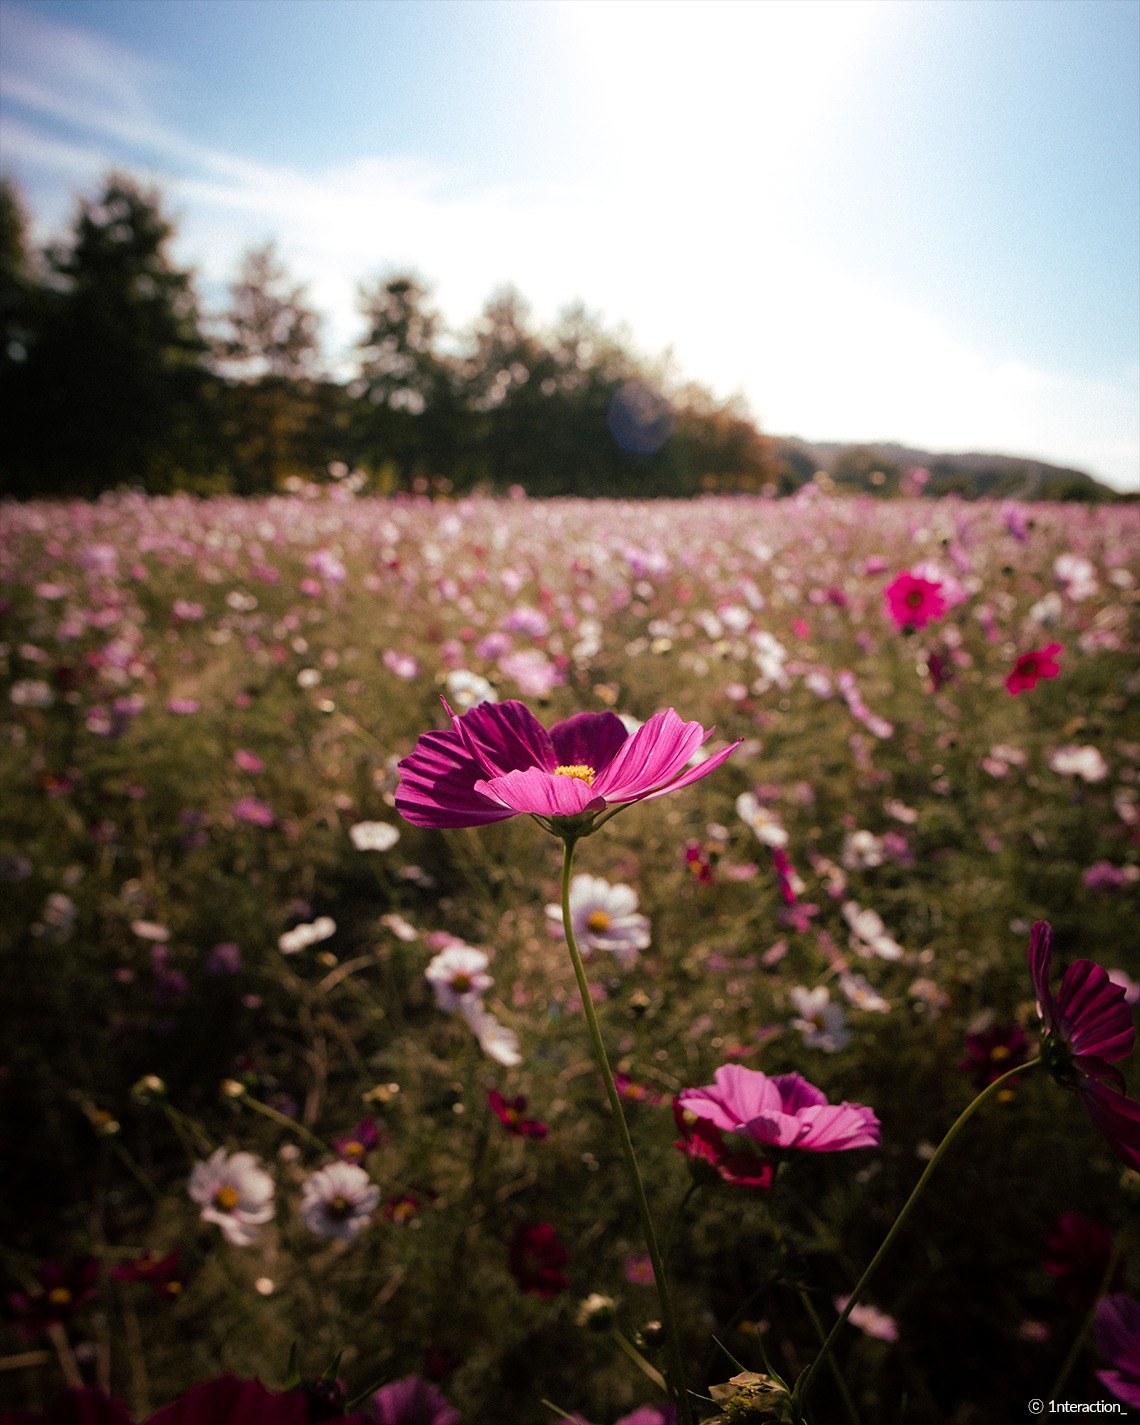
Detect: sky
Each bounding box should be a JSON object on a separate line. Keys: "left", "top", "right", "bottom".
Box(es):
{"left": 1, "top": 0, "right": 1138, "bottom": 489}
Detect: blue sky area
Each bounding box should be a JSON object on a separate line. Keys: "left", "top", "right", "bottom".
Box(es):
{"left": 1, "top": 0, "right": 1137, "bottom": 488}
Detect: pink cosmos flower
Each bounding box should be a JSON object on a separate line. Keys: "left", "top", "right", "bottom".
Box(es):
{"left": 508, "top": 1221, "right": 569, "bottom": 1297}
{"left": 488, "top": 1088, "right": 548, "bottom": 1139}
{"left": 232, "top": 797, "right": 275, "bottom": 828}
{"left": 1028, "top": 921, "right": 1140, "bottom": 1170}
{"left": 370, "top": 1375, "right": 461, "bottom": 1425}
{"left": 883, "top": 571, "right": 946, "bottom": 630}
{"left": 675, "top": 1064, "right": 880, "bottom": 1154}
{"left": 396, "top": 699, "right": 740, "bottom": 835}
{"left": 1095, "top": 1294, "right": 1140, "bottom": 1408}
{"left": 1005, "top": 643, "right": 1062, "bottom": 695}
{"left": 672, "top": 1099, "right": 774, "bottom": 1191}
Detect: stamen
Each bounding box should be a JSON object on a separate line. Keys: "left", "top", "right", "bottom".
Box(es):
{"left": 587, "top": 910, "right": 611, "bottom": 933}
{"left": 554, "top": 764, "right": 596, "bottom": 785}
{"left": 47, "top": 1287, "right": 72, "bottom": 1306}
{"left": 214, "top": 1184, "right": 240, "bottom": 1212}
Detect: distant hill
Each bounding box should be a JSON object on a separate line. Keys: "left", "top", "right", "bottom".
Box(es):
{"left": 767, "top": 436, "right": 1130, "bottom": 502}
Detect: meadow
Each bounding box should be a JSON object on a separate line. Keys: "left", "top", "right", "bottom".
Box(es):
{"left": 1, "top": 484, "right": 1138, "bottom": 1424}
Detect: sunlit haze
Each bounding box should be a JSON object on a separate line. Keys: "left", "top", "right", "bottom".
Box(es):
{"left": 1, "top": 0, "right": 1137, "bottom": 488}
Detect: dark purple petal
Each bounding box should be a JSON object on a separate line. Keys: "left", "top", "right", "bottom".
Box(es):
{"left": 27, "top": 1389, "right": 134, "bottom": 1425}
{"left": 396, "top": 727, "right": 517, "bottom": 828}
{"left": 1095, "top": 1295, "right": 1140, "bottom": 1407}
{"left": 449, "top": 699, "right": 555, "bottom": 777}
{"left": 144, "top": 1375, "right": 308, "bottom": 1425}
{"left": 370, "top": 1375, "right": 460, "bottom": 1425}
{"left": 1056, "top": 960, "right": 1135, "bottom": 1062}
{"left": 1079, "top": 1079, "right": 1140, "bottom": 1171}
{"left": 1027, "top": 921, "right": 1057, "bottom": 1029}
{"left": 772, "top": 1073, "right": 829, "bottom": 1116}
{"left": 550, "top": 711, "right": 629, "bottom": 773}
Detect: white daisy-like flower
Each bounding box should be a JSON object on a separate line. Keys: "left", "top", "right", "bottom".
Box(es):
{"left": 842, "top": 830, "right": 885, "bottom": 870}
{"left": 299, "top": 1161, "right": 380, "bottom": 1242}
{"left": 348, "top": 821, "right": 400, "bottom": 852}
{"left": 278, "top": 916, "right": 336, "bottom": 955}
{"left": 1048, "top": 744, "right": 1109, "bottom": 783}
{"left": 838, "top": 973, "right": 891, "bottom": 1013}
{"left": 842, "top": 902, "right": 905, "bottom": 961}
{"left": 545, "top": 874, "right": 651, "bottom": 971}
{"left": 445, "top": 669, "right": 498, "bottom": 709}
{"left": 188, "top": 1148, "right": 275, "bottom": 1246}
{"left": 425, "top": 944, "right": 493, "bottom": 1011}
{"left": 736, "top": 791, "right": 789, "bottom": 847}
{"left": 790, "top": 985, "right": 851, "bottom": 1052}
{"left": 460, "top": 998, "right": 523, "bottom": 1066}
{"left": 835, "top": 1296, "right": 899, "bottom": 1342}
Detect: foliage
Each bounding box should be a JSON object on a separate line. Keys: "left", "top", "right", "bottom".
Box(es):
{"left": 1, "top": 490, "right": 1137, "bottom": 1423}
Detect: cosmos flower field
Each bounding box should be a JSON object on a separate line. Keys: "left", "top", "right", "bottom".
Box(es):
{"left": 1, "top": 486, "right": 1138, "bottom": 1423}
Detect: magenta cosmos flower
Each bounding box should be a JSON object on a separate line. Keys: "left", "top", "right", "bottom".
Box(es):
{"left": 883, "top": 571, "right": 946, "bottom": 631}
{"left": 1005, "top": 642, "right": 1062, "bottom": 695}
{"left": 1029, "top": 921, "right": 1140, "bottom": 1170}
{"left": 1095, "top": 1294, "right": 1140, "bottom": 1409}
{"left": 675, "top": 1064, "right": 880, "bottom": 1155}
{"left": 396, "top": 700, "right": 741, "bottom": 836}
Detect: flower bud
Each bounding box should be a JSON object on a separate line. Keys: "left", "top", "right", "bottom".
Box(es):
{"left": 575, "top": 1293, "right": 617, "bottom": 1331}
{"left": 131, "top": 1074, "right": 167, "bottom": 1105}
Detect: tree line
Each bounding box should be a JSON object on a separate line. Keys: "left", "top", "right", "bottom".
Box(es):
{"left": 0, "top": 173, "right": 781, "bottom": 500}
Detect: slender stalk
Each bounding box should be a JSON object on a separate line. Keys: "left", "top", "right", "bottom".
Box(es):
{"left": 796, "top": 1285, "right": 862, "bottom": 1425}
{"left": 560, "top": 836, "right": 693, "bottom": 1425}
{"left": 793, "top": 1057, "right": 1040, "bottom": 1417}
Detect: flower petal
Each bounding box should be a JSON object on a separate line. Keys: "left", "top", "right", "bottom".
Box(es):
{"left": 1080, "top": 1079, "right": 1140, "bottom": 1171}
{"left": 475, "top": 767, "right": 603, "bottom": 818}
{"left": 550, "top": 711, "right": 629, "bottom": 774}
{"left": 593, "top": 709, "right": 708, "bottom": 802}
{"left": 1056, "top": 960, "right": 1136, "bottom": 1062}
{"left": 396, "top": 726, "right": 518, "bottom": 828}
{"left": 449, "top": 698, "right": 556, "bottom": 777}
{"left": 1028, "top": 921, "right": 1058, "bottom": 1028}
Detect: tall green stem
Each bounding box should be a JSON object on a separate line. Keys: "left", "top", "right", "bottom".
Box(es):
{"left": 793, "top": 1057, "right": 1040, "bottom": 1418}
{"left": 560, "top": 837, "right": 693, "bottom": 1425}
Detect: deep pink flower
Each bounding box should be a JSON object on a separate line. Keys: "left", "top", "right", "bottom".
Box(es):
{"left": 672, "top": 1098, "right": 774, "bottom": 1191}
{"left": 957, "top": 1024, "right": 1030, "bottom": 1090}
{"left": 232, "top": 797, "right": 275, "bottom": 828}
{"left": 1028, "top": 921, "right": 1140, "bottom": 1170}
{"left": 396, "top": 700, "right": 740, "bottom": 835}
{"left": 1043, "top": 1212, "right": 1118, "bottom": 1306}
{"left": 488, "top": 1089, "right": 548, "bottom": 1139}
{"left": 883, "top": 571, "right": 946, "bottom": 631}
{"left": 1005, "top": 643, "right": 1062, "bottom": 695}
{"left": 110, "top": 1248, "right": 190, "bottom": 1300}
{"left": 333, "top": 1114, "right": 382, "bottom": 1161}
{"left": 369, "top": 1375, "right": 460, "bottom": 1425}
{"left": 3, "top": 1387, "right": 133, "bottom": 1425}
{"left": 1095, "top": 1295, "right": 1140, "bottom": 1408}
{"left": 8, "top": 1256, "right": 99, "bottom": 1338}
{"left": 508, "top": 1221, "right": 569, "bottom": 1297}
{"left": 675, "top": 1065, "right": 880, "bottom": 1154}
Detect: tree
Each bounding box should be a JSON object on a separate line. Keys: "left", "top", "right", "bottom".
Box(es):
{"left": 3, "top": 173, "right": 216, "bottom": 496}
{"left": 212, "top": 243, "right": 323, "bottom": 492}
{"left": 352, "top": 273, "right": 462, "bottom": 489}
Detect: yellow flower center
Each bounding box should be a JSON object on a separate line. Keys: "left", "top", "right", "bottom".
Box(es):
{"left": 587, "top": 910, "right": 611, "bottom": 933}
{"left": 162, "top": 1280, "right": 183, "bottom": 1296}
{"left": 213, "top": 1184, "right": 240, "bottom": 1212}
{"left": 990, "top": 1044, "right": 1012, "bottom": 1061}
{"left": 554, "top": 764, "right": 596, "bottom": 785}
{"left": 451, "top": 973, "right": 472, "bottom": 992}
{"left": 48, "top": 1287, "right": 72, "bottom": 1306}
{"left": 343, "top": 1140, "right": 364, "bottom": 1159}
{"left": 327, "top": 1194, "right": 353, "bottom": 1220}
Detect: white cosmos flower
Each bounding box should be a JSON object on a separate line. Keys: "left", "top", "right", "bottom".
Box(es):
{"left": 188, "top": 1148, "right": 275, "bottom": 1246}
{"left": 736, "top": 791, "right": 789, "bottom": 847}
{"left": 459, "top": 998, "right": 522, "bottom": 1066}
{"left": 546, "top": 874, "right": 651, "bottom": 971}
{"left": 349, "top": 821, "right": 401, "bottom": 851}
{"left": 790, "top": 985, "right": 851, "bottom": 1053}
{"left": 838, "top": 973, "right": 891, "bottom": 1013}
{"left": 278, "top": 916, "right": 336, "bottom": 954}
{"left": 1048, "top": 745, "right": 1109, "bottom": 783}
{"left": 299, "top": 1161, "right": 380, "bottom": 1242}
{"left": 445, "top": 669, "right": 498, "bottom": 708}
{"left": 425, "top": 944, "right": 493, "bottom": 1011}
{"left": 842, "top": 902, "right": 905, "bottom": 961}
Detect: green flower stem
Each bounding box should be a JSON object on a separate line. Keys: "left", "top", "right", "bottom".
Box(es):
{"left": 793, "top": 1057, "right": 1041, "bottom": 1418}
{"left": 560, "top": 836, "right": 693, "bottom": 1425}
{"left": 240, "top": 1092, "right": 332, "bottom": 1157}
{"left": 610, "top": 1328, "right": 668, "bottom": 1392}
{"left": 796, "top": 1285, "right": 862, "bottom": 1425}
